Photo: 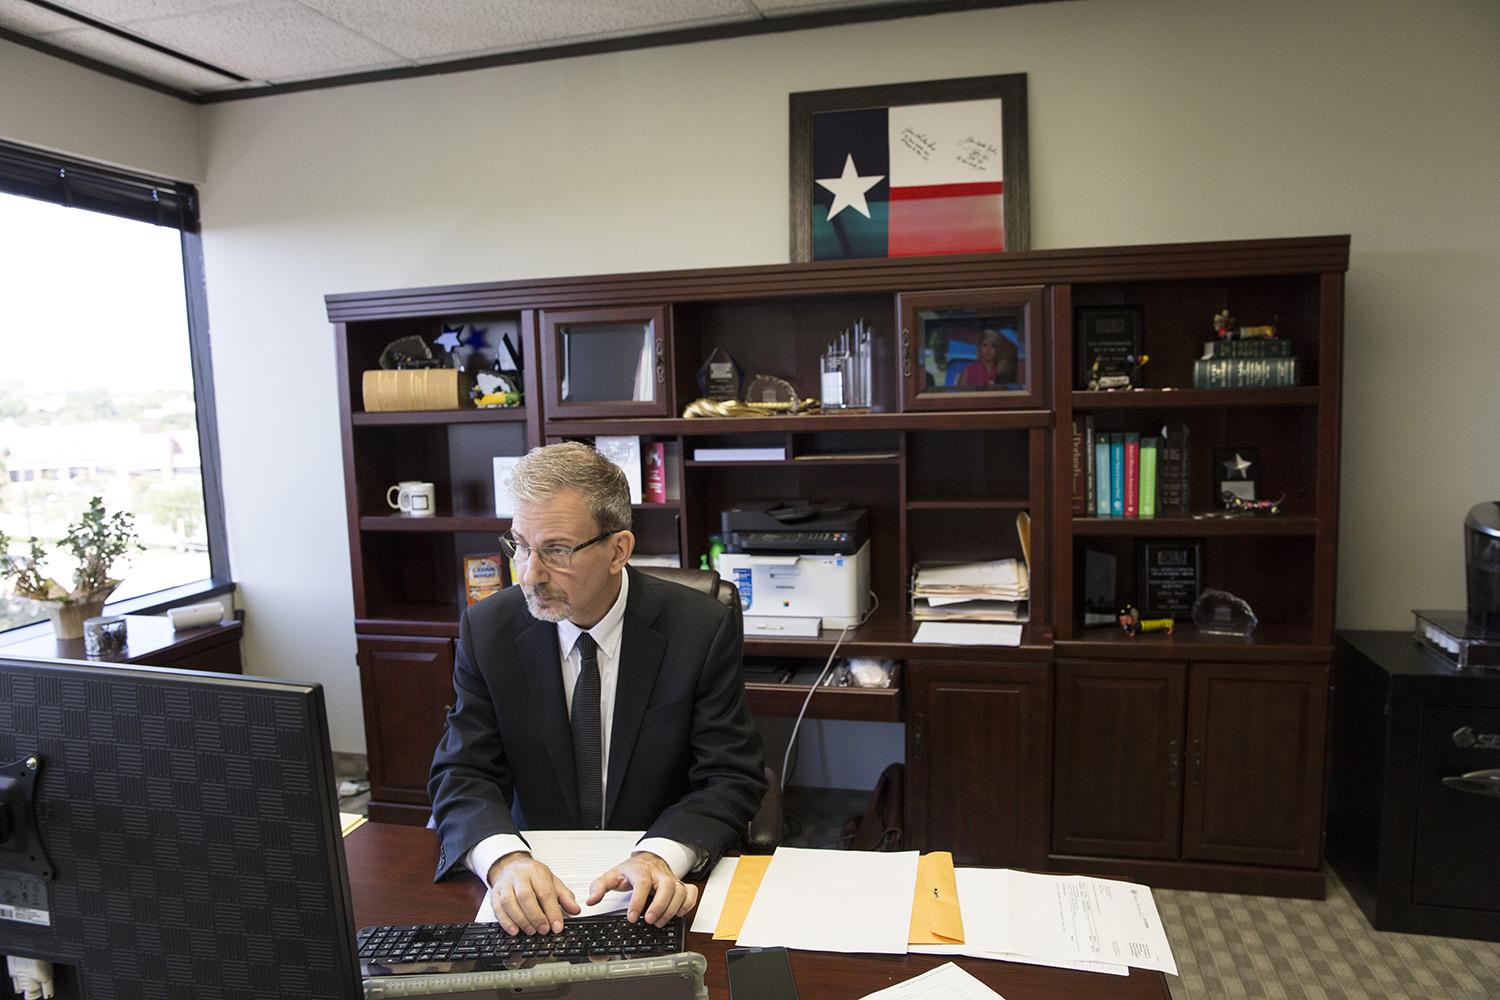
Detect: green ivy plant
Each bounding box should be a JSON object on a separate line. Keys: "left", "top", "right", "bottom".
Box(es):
{"left": 0, "top": 497, "right": 143, "bottom": 604}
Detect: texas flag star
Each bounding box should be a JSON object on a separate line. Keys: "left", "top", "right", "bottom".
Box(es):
{"left": 816, "top": 154, "right": 884, "bottom": 221}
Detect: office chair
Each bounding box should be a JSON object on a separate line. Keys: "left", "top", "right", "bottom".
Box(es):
{"left": 636, "top": 565, "right": 784, "bottom": 853}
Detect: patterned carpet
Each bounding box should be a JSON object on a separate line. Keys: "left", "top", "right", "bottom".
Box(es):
{"left": 1153, "top": 868, "right": 1500, "bottom": 1000}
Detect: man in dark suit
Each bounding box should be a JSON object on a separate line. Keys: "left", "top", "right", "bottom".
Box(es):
{"left": 429, "top": 442, "right": 767, "bottom": 936}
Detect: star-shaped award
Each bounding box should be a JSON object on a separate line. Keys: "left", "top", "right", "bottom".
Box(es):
{"left": 1222, "top": 452, "right": 1253, "bottom": 479}
{"left": 815, "top": 154, "right": 884, "bottom": 221}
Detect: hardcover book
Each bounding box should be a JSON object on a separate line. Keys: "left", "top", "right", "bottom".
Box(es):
{"left": 1202, "top": 338, "right": 1293, "bottom": 358}
{"left": 1110, "top": 434, "right": 1125, "bottom": 518}
{"left": 1071, "top": 414, "right": 1091, "bottom": 516}
{"left": 1192, "top": 356, "right": 1300, "bottom": 389}
{"left": 1122, "top": 431, "right": 1140, "bottom": 519}
{"left": 1138, "top": 436, "right": 1159, "bottom": 519}
{"left": 1094, "top": 432, "right": 1113, "bottom": 518}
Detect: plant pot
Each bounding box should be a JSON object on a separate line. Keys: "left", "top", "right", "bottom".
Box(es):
{"left": 38, "top": 582, "right": 120, "bottom": 640}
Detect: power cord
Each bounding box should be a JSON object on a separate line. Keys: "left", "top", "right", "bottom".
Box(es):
{"left": 776, "top": 590, "right": 880, "bottom": 793}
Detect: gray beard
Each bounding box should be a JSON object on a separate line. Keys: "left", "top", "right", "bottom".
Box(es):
{"left": 522, "top": 585, "right": 572, "bottom": 623}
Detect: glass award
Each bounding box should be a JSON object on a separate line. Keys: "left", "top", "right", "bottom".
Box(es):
{"left": 1157, "top": 422, "right": 1190, "bottom": 515}
{"left": 698, "top": 345, "right": 744, "bottom": 401}
{"left": 1192, "top": 589, "right": 1259, "bottom": 636}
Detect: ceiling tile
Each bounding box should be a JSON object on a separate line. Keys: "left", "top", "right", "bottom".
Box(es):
{"left": 298, "top": 0, "right": 756, "bottom": 62}
{"left": 30, "top": 23, "right": 244, "bottom": 91}
{"left": 121, "top": 0, "right": 407, "bottom": 83}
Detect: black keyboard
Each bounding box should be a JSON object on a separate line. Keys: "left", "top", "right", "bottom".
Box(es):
{"left": 357, "top": 914, "right": 687, "bottom": 976}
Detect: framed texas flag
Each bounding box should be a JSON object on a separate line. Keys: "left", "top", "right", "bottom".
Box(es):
{"left": 789, "top": 74, "right": 1029, "bottom": 262}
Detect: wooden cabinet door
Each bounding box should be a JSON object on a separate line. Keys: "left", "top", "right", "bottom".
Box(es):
{"left": 1182, "top": 661, "right": 1329, "bottom": 868}
{"left": 906, "top": 660, "right": 1050, "bottom": 869}
{"left": 357, "top": 635, "right": 455, "bottom": 824}
{"left": 1052, "top": 659, "right": 1187, "bottom": 860}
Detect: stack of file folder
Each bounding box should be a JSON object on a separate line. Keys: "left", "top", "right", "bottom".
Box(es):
{"left": 910, "top": 559, "right": 1029, "bottom": 623}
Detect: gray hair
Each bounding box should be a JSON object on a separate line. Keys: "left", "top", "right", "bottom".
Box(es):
{"left": 508, "top": 441, "right": 632, "bottom": 533}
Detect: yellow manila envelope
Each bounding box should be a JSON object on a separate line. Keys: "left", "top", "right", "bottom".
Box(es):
{"left": 714, "top": 854, "right": 773, "bottom": 940}
{"left": 908, "top": 851, "right": 964, "bottom": 944}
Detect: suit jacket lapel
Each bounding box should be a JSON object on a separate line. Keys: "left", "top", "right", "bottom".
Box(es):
{"left": 515, "top": 618, "right": 579, "bottom": 819}
{"left": 607, "top": 570, "right": 667, "bottom": 823}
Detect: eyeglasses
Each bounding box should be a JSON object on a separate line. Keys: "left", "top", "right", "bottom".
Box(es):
{"left": 499, "top": 530, "right": 615, "bottom": 570}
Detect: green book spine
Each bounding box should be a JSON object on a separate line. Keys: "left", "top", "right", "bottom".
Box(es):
{"left": 1094, "top": 433, "right": 1113, "bottom": 518}
{"left": 1192, "top": 357, "right": 1300, "bottom": 388}
{"left": 1202, "top": 338, "right": 1292, "bottom": 358}
{"left": 1138, "top": 437, "right": 1158, "bottom": 518}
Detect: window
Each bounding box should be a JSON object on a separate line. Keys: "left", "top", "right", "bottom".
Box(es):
{"left": 0, "top": 140, "right": 228, "bottom": 632}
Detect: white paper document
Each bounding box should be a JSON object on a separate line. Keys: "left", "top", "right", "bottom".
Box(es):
{"left": 930, "top": 868, "right": 1176, "bottom": 975}
{"left": 736, "top": 847, "right": 919, "bottom": 954}
{"left": 913, "top": 622, "right": 1022, "bottom": 646}
{"left": 473, "top": 829, "right": 644, "bottom": 922}
{"left": 689, "top": 855, "right": 737, "bottom": 934}
{"left": 858, "top": 961, "right": 1006, "bottom": 1000}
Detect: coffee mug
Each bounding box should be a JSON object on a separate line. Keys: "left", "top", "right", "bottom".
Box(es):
{"left": 387, "top": 480, "right": 436, "bottom": 517}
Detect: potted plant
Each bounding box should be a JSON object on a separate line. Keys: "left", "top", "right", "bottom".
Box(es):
{"left": 0, "top": 497, "right": 144, "bottom": 639}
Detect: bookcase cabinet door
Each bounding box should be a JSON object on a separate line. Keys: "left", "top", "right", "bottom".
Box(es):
{"left": 1182, "top": 660, "right": 1328, "bottom": 869}
{"left": 357, "top": 635, "right": 455, "bottom": 825}
{"left": 1052, "top": 659, "right": 1186, "bottom": 860}
{"left": 906, "top": 660, "right": 1050, "bottom": 869}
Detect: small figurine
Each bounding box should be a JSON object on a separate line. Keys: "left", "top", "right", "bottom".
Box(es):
{"left": 1118, "top": 605, "right": 1175, "bottom": 637}
{"left": 1213, "top": 310, "right": 1235, "bottom": 339}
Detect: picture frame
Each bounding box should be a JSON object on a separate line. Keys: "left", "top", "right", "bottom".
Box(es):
{"left": 789, "top": 74, "right": 1030, "bottom": 262}
{"left": 896, "top": 285, "right": 1045, "bottom": 410}
{"left": 1075, "top": 305, "right": 1144, "bottom": 390}
{"left": 1137, "top": 539, "right": 1202, "bottom": 620}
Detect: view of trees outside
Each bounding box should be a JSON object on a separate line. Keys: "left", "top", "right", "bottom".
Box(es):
{"left": 0, "top": 192, "right": 209, "bottom": 631}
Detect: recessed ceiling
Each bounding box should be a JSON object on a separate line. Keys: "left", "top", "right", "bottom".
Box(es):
{"left": 0, "top": 0, "right": 1034, "bottom": 102}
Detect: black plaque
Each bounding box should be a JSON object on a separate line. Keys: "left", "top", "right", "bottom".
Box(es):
{"left": 1137, "top": 539, "right": 1202, "bottom": 620}
{"left": 1075, "top": 305, "right": 1143, "bottom": 390}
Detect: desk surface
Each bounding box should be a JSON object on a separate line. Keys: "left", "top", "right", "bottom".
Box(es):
{"left": 342, "top": 822, "right": 1171, "bottom": 1000}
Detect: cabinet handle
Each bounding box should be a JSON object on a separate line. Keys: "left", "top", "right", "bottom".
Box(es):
{"left": 1190, "top": 739, "right": 1203, "bottom": 786}
{"left": 913, "top": 711, "right": 924, "bottom": 761}
{"left": 901, "top": 328, "right": 912, "bottom": 379}
{"left": 1167, "top": 738, "right": 1181, "bottom": 788}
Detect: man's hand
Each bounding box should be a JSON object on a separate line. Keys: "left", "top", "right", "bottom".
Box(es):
{"left": 587, "top": 850, "right": 698, "bottom": 927}
{"left": 487, "top": 851, "right": 580, "bottom": 935}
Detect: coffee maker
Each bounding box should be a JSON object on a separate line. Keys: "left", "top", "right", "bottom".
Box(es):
{"left": 1465, "top": 501, "right": 1500, "bottom": 631}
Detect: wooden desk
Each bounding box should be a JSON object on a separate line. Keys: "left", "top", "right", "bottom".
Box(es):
{"left": 342, "top": 821, "right": 1171, "bottom": 1000}
{"left": 0, "top": 613, "right": 242, "bottom": 674}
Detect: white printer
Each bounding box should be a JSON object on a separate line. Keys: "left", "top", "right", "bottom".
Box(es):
{"left": 718, "top": 502, "right": 871, "bottom": 634}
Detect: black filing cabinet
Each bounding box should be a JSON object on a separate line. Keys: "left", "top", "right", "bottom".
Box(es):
{"left": 1328, "top": 631, "right": 1500, "bottom": 940}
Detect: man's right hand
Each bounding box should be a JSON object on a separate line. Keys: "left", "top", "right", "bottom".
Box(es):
{"left": 487, "top": 851, "right": 581, "bottom": 935}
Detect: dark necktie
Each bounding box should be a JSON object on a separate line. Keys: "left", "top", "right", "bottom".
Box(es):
{"left": 572, "top": 632, "right": 603, "bottom": 829}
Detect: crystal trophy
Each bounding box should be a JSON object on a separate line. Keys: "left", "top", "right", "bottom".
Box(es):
{"left": 1157, "top": 422, "right": 1190, "bottom": 515}
{"left": 698, "top": 345, "right": 744, "bottom": 402}
{"left": 1191, "top": 589, "right": 1258, "bottom": 636}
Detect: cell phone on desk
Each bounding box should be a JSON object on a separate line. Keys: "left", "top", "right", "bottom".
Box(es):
{"left": 726, "top": 946, "right": 799, "bottom": 1000}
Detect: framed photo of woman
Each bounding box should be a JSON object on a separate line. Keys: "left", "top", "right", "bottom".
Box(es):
{"left": 897, "top": 285, "right": 1045, "bottom": 410}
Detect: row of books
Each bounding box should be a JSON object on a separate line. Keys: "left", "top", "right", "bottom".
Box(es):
{"left": 1071, "top": 416, "right": 1188, "bottom": 518}
{"left": 1192, "top": 338, "right": 1300, "bottom": 389}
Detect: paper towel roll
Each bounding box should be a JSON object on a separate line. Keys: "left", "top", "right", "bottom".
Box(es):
{"left": 169, "top": 601, "right": 225, "bottom": 630}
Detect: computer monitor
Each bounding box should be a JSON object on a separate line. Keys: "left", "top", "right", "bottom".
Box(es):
{"left": 0, "top": 656, "right": 361, "bottom": 999}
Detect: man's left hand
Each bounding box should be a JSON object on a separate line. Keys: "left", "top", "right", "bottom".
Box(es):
{"left": 587, "top": 850, "right": 698, "bottom": 926}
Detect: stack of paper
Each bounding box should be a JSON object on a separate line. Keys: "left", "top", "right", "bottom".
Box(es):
{"left": 693, "top": 848, "right": 1179, "bottom": 980}
{"left": 911, "top": 559, "right": 1029, "bottom": 622}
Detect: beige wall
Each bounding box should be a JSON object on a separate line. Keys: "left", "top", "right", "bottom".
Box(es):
{"left": 5, "top": 0, "right": 1498, "bottom": 757}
